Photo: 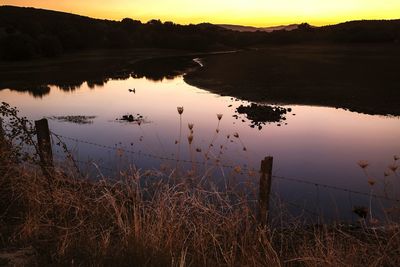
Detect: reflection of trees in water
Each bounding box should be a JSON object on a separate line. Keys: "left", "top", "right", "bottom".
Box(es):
{"left": 108, "top": 71, "right": 131, "bottom": 81}
{"left": 57, "top": 82, "right": 84, "bottom": 92}
{"left": 1, "top": 84, "right": 50, "bottom": 98}
{"left": 1, "top": 56, "right": 199, "bottom": 97}
{"left": 87, "top": 79, "right": 109, "bottom": 89}
{"left": 131, "top": 57, "right": 199, "bottom": 82}
{"left": 25, "top": 85, "right": 51, "bottom": 98}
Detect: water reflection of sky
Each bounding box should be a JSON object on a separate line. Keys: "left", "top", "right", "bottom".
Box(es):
{"left": 1, "top": 75, "right": 399, "bottom": 221}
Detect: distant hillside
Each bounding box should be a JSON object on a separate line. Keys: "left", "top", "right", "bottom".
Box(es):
{"left": 319, "top": 20, "right": 400, "bottom": 42}
{"left": 1, "top": 5, "right": 400, "bottom": 61}
{"left": 0, "top": 5, "right": 248, "bottom": 60}
{"left": 218, "top": 24, "right": 299, "bottom": 32}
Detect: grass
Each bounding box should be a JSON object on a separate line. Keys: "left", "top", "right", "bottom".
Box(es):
{"left": 1, "top": 143, "right": 400, "bottom": 266}
{"left": 184, "top": 44, "right": 400, "bottom": 116}
{"left": 1, "top": 102, "right": 400, "bottom": 266}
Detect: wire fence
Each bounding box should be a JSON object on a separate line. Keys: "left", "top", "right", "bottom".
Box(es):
{"left": 2, "top": 121, "right": 398, "bottom": 222}
{"left": 50, "top": 131, "right": 400, "bottom": 204}
{"left": 272, "top": 175, "right": 400, "bottom": 203}
{"left": 51, "top": 131, "right": 254, "bottom": 172}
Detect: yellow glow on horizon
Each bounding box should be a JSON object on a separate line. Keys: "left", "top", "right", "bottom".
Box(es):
{"left": 2, "top": 0, "right": 400, "bottom": 27}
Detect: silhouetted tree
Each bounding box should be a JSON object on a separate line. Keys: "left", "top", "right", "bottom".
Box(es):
{"left": 0, "top": 33, "right": 36, "bottom": 60}
{"left": 121, "top": 18, "right": 142, "bottom": 28}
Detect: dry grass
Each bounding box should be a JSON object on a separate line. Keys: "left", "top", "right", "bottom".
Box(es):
{"left": 1, "top": 147, "right": 400, "bottom": 266}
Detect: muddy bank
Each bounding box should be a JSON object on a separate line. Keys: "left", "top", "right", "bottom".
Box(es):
{"left": 184, "top": 45, "right": 400, "bottom": 116}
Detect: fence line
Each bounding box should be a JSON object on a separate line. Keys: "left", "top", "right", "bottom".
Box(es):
{"left": 51, "top": 131, "right": 253, "bottom": 172}
{"left": 51, "top": 131, "right": 400, "bottom": 203}
{"left": 52, "top": 152, "right": 116, "bottom": 173}
{"left": 273, "top": 175, "right": 400, "bottom": 203}
{"left": 282, "top": 199, "right": 326, "bottom": 219}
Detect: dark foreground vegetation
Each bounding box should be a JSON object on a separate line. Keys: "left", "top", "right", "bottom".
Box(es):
{"left": 185, "top": 45, "right": 400, "bottom": 115}
{"left": 1, "top": 6, "right": 400, "bottom": 61}
{"left": 2, "top": 150, "right": 400, "bottom": 266}
{"left": 1, "top": 104, "right": 400, "bottom": 266}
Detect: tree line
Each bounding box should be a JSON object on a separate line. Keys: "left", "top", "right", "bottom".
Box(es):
{"left": 1, "top": 6, "right": 399, "bottom": 61}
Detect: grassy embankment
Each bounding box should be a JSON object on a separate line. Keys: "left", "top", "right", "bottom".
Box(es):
{"left": 1, "top": 132, "right": 400, "bottom": 266}
{"left": 185, "top": 44, "right": 400, "bottom": 115}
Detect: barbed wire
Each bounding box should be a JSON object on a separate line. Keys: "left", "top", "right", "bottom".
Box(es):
{"left": 51, "top": 131, "right": 254, "bottom": 172}
{"left": 53, "top": 152, "right": 116, "bottom": 173}
{"left": 283, "top": 199, "right": 327, "bottom": 219}
{"left": 50, "top": 131, "right": 400, "bottom": 203}
{"left": 273, "top": 175, "right": 400, "bottom": 203}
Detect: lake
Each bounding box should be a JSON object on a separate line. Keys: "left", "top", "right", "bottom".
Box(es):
{"left": 1, "top": 60, "right": 399, "bottom": 221}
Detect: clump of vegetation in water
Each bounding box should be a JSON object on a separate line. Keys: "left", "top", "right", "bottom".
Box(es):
{"left": 235, "top": 103, "right": 291, "bottom": 129}
{"left": 50, "top": 115, "right": 96, "bottom": 124}
{"left": 118, "top": 114, "right": 147, "bottom": 125}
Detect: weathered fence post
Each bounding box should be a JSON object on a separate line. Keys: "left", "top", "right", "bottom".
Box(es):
{"left": 259, "top": 156, "right": 273, "bottom": 227}
{"left": 35, "top": 118, "right": 53, "bottom": 174}
{"left": 35, "top": 118, "right": 57, "bottom": 225}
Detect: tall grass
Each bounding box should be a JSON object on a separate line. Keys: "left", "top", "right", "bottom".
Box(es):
{"left": 1, "top": 102, "right": 400, "bottom": 266}
{"left": 1, "top": 147, "right": 400, "bottom": 266}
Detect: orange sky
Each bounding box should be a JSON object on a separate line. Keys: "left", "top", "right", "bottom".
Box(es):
{"left": 2, "top": 0, "right": 400, "bottom": 26}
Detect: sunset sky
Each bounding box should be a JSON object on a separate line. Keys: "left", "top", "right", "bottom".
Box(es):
{"left": 2, "top": 0, "right": 400, "bottom": 27}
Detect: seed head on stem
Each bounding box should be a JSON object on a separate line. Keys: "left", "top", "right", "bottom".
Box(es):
{"left": 188, "top": 134, "right": 193, "bottom": 145}
{"left": 234, "top": 166, "right": 241, "bottom": 174}
{"left": 367, "top": 178, "right": 376, "bottom": 186}
{"left": 357, "top": 160, "right": 369, "bottom": 169}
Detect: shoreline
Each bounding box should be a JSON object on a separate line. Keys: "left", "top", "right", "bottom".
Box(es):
{"left": 184, "top": 44, "right": 400, "bottom": 116}
{"left": 1, "top": 45, "right": 400, "bottom": 116}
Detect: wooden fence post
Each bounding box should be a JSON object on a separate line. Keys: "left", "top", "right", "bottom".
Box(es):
{"left": 35, "top": 118, "right": 53, "bottom": 173}
{"left": 35, "top": 118, "right": 57, "bottom": 223}
{"left": 259, "top": 156, "right": 273, "bottom": 227}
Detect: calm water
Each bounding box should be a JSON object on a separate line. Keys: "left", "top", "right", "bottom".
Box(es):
{"left": 1, "top": 71, "right": 399, "bottom": 220}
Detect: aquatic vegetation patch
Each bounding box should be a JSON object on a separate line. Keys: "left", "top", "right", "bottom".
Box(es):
{"left": 117, "top": 113, "right": 148, "bottom": 125}
{"left": 236, "top": 103, "right": 291, "bottom": 129}
{"left": 50, "top": 115, "right": 96, "bottom": 124}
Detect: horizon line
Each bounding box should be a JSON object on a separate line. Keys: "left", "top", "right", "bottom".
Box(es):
{"left": 1, "top": 5, "right": 400, "bottom": 28}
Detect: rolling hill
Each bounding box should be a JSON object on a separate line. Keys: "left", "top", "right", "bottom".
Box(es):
{"left": 218, "top": 24, "right": 299, "bottom": 32}
{"left": 1, "top": 5, "right": 400, "bottom": 61}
